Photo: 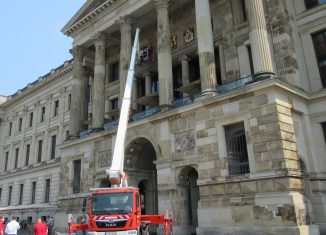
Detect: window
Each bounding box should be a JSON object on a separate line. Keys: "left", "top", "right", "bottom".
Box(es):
{"left": 305, "top": 0, "right": 326, "bottom": 9}
{"left": 173, "top": 64, "right": 182, "bottom": 99}
{"left": 68, "top": 94, "right": 71, "bottom": 110}
{"left": 31, "top": 182, "right": 36, "bottom": 204}
{"left": 8, "top": 186, "right": 12, "bottom": 206}
{"left": 189, "top": 56, "right": 200, "bottom": 82}
{"left": 40, "top": 107, "right": 46, "bottom": 122}
{"left": 14, "top": 148, "right": 19, "bottom": 169}
{"left": 54, "top": 100, "right": 59, "bottom": 117}
{"left": 50, "top": 135, "right": 56, "bottom": 159}
{"left": 215, "top": 48, "right": 222, "bottom": 85}
{"left": 322, "top": 122, "right": 326, "bottom": 143}
{"left": 37, "top": 140, "right": 43, "bottom": 162}
{"left": 9, "top": 122, "right": 12, "bottom": 136}
{"left": 0, "top": 188, "right": 2, "bottom": 203}
{"left": 110, "top": 62, "right": 119, "bottom": 82}
{"left": 225, "top": 122, "right": 250, "bottom": 175}
{"left": 25, "top": 144, "right": 30, "bottom": 166}
{"left": 29, "top": 112, "right": 33, "bottom": 127}
{"left": 66, "top": 130, "right": 70, "bottom": 141}
{"left": 19, "top": 184, "right": 24, "bottom": 205}
{"left": 73, "top": 160, "right": 81, "bottom": 194}
{"left": 111, "top": 98, "right": 119, "bottom": 111}
{"left": 18, "top": 118, "right": 23, "bottom": 132}
{"left": 240, "top": 0, "right": 247, "bottom": 22}
{"left": 312, "top": 29, "right": 326, "bottom": 88}
{"left": 4, "top": 152, "right": 9, "bottom": 172}
{"left": 246, "top": 45, "right": 254, "bottom": 75}
{"left": 44, "top": 179, "right": 50, "bottom": 203}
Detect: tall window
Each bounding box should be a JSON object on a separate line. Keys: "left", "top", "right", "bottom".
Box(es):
{"left": 50, "top": 135, "right": 56, "bottom": 159}
{"left": 14, "top": 148, "right": 19, "bottom": 169}
{"left": 305, "top": 0, "right": 326, "bottom": 9}
{"left": 4, "top": 152, "right": 9, "bottom": 172}
{"left": 25, "top": 144, "right": 30, "bottom": 166}
{"left": 18, "top": 118, "right": 23, "bottom": 132}
{"left": 68, "top": 94, "right": 71, "bottom": 111}
{"left": 240, "top": 0, "right": 247, "bottom": 22}
{"left": 31, "top": 182, "right": 36, "bottom": 204}
{"left": 312, "top": 29, "right": 326, "bottom": 88}
{"left": 19, "top": 184, "right": 24, "bottom": 205}
{"left": 29, "top": 112, "right": 33, "bottom": 127}
{"left": 37, "top": 140, "right": 43, "bottom": 162}
{"left": 8, "top": 186, "right": 12, "bottom": 206}
{"left": 214, "top": 48, "right": 222, "bottom": 85}
{"left": 110, "top": 62, "right": 119, "bottom": 82}
{"left": 111, "top": 98, "right": 119, "bottom": 111}
{"left": 73, "top": 160, "right": 81, "bottom": 194}
{"left": 9, "top": 122, "right": 12, "bottom": 136}
{"left": 225, "top": 122, "right": 250, "bottom": 175}
{"left": 322, "top": 122, "right": 326, "bottom": 143}
{"left": 0, "top": 188, "right": 2, "bottom": 203}
{"left": 40, "top": 107, "right": 46, "bottom": 122}
{"left": 246, "top": 45, "right": 254, "bottom": 75}
{"left": 54, "top": 100, "right": 59, "bottom": 117}
{"left": 44, "top": 179, "right": 51, "bottom": 203}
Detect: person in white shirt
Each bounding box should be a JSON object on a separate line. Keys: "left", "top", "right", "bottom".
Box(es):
{"left": 5, "top": 216, "right": 20, "bottom": 235}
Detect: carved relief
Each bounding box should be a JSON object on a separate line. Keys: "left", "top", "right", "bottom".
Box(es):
{"left": 175, "top": 130, "right": 195, "bottom": 152}
{"left": 97, "top": 149, "right": 112, "bottom": 168}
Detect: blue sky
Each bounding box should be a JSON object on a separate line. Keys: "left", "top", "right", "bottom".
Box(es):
{"left": 0, "top": 1, "right": 85, "bottom": 96}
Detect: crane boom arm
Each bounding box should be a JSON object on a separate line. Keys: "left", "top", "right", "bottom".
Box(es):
{"left": 106, "top": 28, "right": 140, "bottom": 186}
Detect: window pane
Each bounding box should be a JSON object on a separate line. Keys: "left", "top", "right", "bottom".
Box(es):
{"left": 312, "top": 30, "right": 326, "bottom": 88}
{"left": 73, "top": 160, "right": 81, "bottom": 194}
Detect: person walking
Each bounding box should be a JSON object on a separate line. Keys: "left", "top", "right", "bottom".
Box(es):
{"left": 0, "top": 215, "right": 4, "bottom": 235}
{"left": 5, "top": 216, "right": 20, "bottom": 235}
{"left": 33, "top": 218, "right": 48, "bottom": 235}
{"left": 45, "top": 216, "right": 53, "bottom": 235}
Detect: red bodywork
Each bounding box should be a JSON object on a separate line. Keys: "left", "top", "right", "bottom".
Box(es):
{"left": 68, "top": 187, "right": 172, "bottom": 235}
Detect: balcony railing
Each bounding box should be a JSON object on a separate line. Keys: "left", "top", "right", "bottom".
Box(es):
{"left": 131, "top": 107, "right": 161, "bottom": 122}
{"left": 77, "top": 75, "right": 256, "bottom": 139}
{"left": 217, "top": 75, "right": 253, "bottom": 94}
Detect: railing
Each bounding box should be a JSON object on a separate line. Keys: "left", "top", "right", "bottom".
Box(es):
{"left": 131, "top": 107, "right": 161, "bottom": 121}
{"left": 79, "top": 129, "right": 92, "bottom": 138}
{"left": 104, "top": 120, "right": 119, "bottom": 131}
{"left": 172, "top": 97, "right": 193, "bottom": 107}
{"left": 217, "top": 75, "right": 253, "bottom": 94}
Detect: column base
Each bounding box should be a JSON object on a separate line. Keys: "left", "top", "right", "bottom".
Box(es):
{"left": 195, "top": 89, "right": 218, "bottom": 102}
{"left": 68, "top": 135, "right": 80, "bottom": 140}
{"left": 253, "top": 70, "right": 276, "bottom": 80}
{"left": 159, "top": 104, "right": 173, "bottom": 112}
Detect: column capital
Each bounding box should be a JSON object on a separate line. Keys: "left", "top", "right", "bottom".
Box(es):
{"left": 179, "top": 55, "right": 190, "bottom": 62}
{"left": 116, "top": 15, "right": 136, "bottom": 26}
{"left": 70, "top": 46, "right": 85, "bottom": 62}
{"left": 92, "top": 32, "right": 108, "bottom": 46}
{"left": 153, "top": 0, "right": 171, "bottom": 9}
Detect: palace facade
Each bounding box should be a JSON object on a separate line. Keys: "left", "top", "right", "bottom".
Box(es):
{"left": 1, "top": 0, "right": 326, "bottom": 234}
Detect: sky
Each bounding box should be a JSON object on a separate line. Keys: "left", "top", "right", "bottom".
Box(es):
{"left": 0, "top": 1, "right": 86, "bottom": 96}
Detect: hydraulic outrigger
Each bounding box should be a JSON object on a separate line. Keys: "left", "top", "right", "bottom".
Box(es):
{"left": 68, "top": 28, "right": 173, "bottom": 235}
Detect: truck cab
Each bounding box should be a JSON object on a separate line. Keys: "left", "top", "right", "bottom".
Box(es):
{"left": 88, "top": 187, "right": 142, "bottom": 234}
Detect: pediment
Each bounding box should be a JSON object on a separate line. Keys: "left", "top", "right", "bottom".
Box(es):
{"left": 61, "top": 0, "right": 117, "bottom": 36}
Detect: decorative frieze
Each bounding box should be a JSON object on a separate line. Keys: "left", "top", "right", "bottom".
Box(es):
{"left": 97, "top": 149, "right": 112, "bottom": 168}
{"left": 175, "top": 130, "right": 195, "bottom": 152}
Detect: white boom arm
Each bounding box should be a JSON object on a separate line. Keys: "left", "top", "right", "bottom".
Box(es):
{"left": 106, "top": 28, "right": 140, "bottom": 186}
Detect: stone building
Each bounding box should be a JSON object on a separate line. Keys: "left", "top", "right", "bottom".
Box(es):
{"left": 1, "top": 0, "right": 326, "bottom": 234}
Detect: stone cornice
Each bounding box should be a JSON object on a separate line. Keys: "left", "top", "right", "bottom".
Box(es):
{"left": 3, "top": 62, "right": 73, "bottom": 108}
{"left": 62, "top": 0, "right": 120, "bottom": 37}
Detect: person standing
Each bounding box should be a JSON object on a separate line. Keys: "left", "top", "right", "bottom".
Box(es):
{"left": 5, "top": 216, "right": 20, "bottom": 235}
{"left": 34, "top": 218, "right": 48, "bottom": 235}
{"left": 0, "top": 215, "right": 4, "bottom": 235}
{"left": 46, "top": 216, "right": 53, "bottom": 235}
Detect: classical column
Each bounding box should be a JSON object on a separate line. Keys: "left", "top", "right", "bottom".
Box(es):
{"left": 116, "top": 16, "right": 133, "bottom": 108}
{"left": 180, "top": 55, "right": 190, "bottom": 86}
{"left": 154, "top": 0, "right": 173, "bottom": 107}
{"left": 92, "top": 32, "right": 107, "bottom": 130}
{"left": 69, "top": 46, "right": 88, "bottom": 138}
{"left": 245, "top": 0, "right": 274, "bottom": 77}
{"left": 195, "top": 0, "right": 217, "bottom": 93}
{"left": 144, "top": 72, "right": 152, "bottom": 96}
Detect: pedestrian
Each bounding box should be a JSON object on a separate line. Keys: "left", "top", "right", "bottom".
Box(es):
{"left": 0, "top": 215, "right": 4, "bottom": 235}
{"left": 45, "top": 216, "right": 53, "bottom": 235}
{"left": 81, "top": 215, "right": 87, "bottom": 235}
{"left": 33, "top": 218, "right": 48, "bottom": 235}
{"left": 5, "top": 216, "right": 20, "bottom": 235}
